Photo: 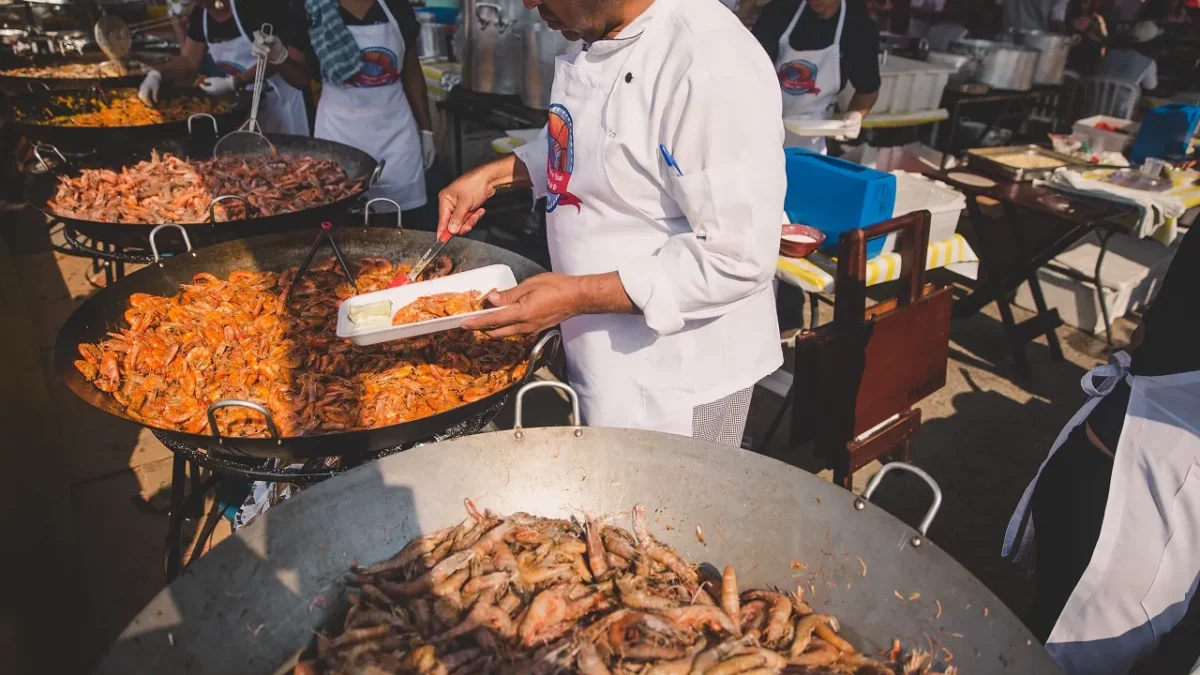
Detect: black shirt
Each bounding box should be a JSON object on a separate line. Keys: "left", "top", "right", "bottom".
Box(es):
{"left": 186, "top": 0, "right": 290, "bottom": 45}
{"left": 289, "top": 0, "right": 420, "bottom": 77}
{"left": 752, "top": 0, "right": 882, "bottom": 94}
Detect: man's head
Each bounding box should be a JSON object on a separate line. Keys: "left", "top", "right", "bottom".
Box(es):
{"left": 807, "top": 0, "right": 841, "bottom": 18}
{"left": 521, "top": 0, "right": 622, "bottom": 42}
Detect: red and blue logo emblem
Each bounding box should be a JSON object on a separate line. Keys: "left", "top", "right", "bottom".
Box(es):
{"left": 350, "top": 47, "right": 400, "bottom": 88}
{"left": 778, "top": 59, "right": 821, "bottom": 96}
{"left": 217, "top": 61, "right": 247, "bottom": 76}
{"left": 546, "top": 103, "right": 582, "bottom": 213}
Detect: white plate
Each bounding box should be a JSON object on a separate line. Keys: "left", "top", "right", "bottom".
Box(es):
{"left": 336, "top": 264, "right": 518, "bottom": 346}
{"left": 784, "top": 118, "right": 850, "bottom": 137}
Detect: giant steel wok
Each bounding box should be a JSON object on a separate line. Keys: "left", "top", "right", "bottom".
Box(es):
{"left": 94, "top": 384, "right": 1060, "bottom": 674}
{"left": 27, "top": 133, "right": 379, "bottom": 252}
{"left": 54, "top": 228, "right": 552, "bottom": 460}
{"left": 0, "top": 50, "right": 175, "bottom": 95}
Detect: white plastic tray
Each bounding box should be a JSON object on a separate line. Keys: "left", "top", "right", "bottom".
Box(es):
{"left": 336, "top": 264, "right": 518, "bottom": 346}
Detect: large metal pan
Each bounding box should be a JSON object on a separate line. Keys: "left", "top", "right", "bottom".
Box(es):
{"left": 0, "top": 85, "right": 249, "bottom": 153}
{"left": 0, "top": 50, "right": 175, "bottom": 95}
{"left": 54, "top": 227, "right": 553, "bottom": 460}
{"left": 94, "top": 383, "right": 1060, "bottom": 674}
{"left": 26, "top": 133, "right": 379, "bottom": 252}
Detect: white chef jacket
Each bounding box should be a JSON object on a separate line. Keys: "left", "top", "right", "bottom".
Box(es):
{"left": 514, "top": 0, "right": 785, "bottom": 413}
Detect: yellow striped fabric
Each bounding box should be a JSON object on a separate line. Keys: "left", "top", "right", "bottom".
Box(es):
{"left": 777, "top": 233, "right": 978, "bottom": 294}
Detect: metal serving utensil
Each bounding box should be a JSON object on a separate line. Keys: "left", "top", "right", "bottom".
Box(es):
{"left": 93, "top": 14, "right": 131, "bottom": 73}
{"left": 213, "top": 23, "right": 275, "bottom": 158}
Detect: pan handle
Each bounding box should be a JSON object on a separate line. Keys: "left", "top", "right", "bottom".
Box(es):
{"left": 526, "top": 328, "right": 562, "bottom": 381}
{"left": 368, "top": 158, "right": 387, "bottom": 188}
{"left": 854, "top": 462, "right": 943, "bottom": 547}
{"left": 33, "top": 144, "right": 68, "bottom": 172}
{"left": 149, "top": 223, "right": 195, "bottom": 265}
{"left": 364, "top": 197, "right": 402, "bottom": 228}
{"left": 188, "top": 113, "right": 219, "bottom": 136}
{"left": 26, "top": 79, "right": 50, "bottom": 93}
{"left": 208, "top": 194, "right": 253, "bottom": 223}
{"left": 207, "top": 400, "right": 282, "bottom": 445}
{"left": 513, "top": 379, "right": 581, "bottom": 438}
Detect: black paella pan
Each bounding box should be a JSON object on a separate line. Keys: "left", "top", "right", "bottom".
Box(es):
{"left": 0, "top": 50, "right": 175, "bottom": 95}
{"left": 26, "top": 132, "right": 381, "bottom": 252}
{"left": 1, "top": 84, "right": 249, "bottom": 152}
{"left": 54, "top": 227, "right": 555, "bottom": 461}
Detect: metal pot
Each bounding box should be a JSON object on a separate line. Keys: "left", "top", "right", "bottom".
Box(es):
{"left": 950, "top": 38, "right": 1039, "bottom": 91}
{"left": 461, "top": 0, "right": 532, "bottom": 95}
{"left": 93, "top": 384, "right": 1061, "bottom": 674}
{"left": 926, "top": 49, "right": 978, "bottom": 81}
{"left": 1010, "top": 29, "right": 1079, "bottom": 86}
{"left": 521, "top": 21, "right": 572, "bottom": 110}
{"left": 414, "top": 11, "right": 449, "bottom": 61}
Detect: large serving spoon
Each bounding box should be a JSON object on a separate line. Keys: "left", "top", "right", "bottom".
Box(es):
{"left": 213, "top": 23, "right": 276, "bottom": 157}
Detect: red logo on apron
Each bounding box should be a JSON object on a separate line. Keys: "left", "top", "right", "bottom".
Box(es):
{"left": 778, "top": 59, "right": 821, "bottom": 96}
{"left": 349, "top": 47, "right": 400, "bottom": 88}
{"left": 546, "top": 103, "right": 582, "bottom": 213}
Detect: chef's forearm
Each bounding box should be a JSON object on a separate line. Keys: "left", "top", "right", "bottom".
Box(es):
{"left": 483, "top": 154, "right": 533, "bottom": 192}
{"left": 401, "top": 47, "right": 433, "bottom": 132}
{"left": 159, "top": 39, "right": 206, "bottom": 81}
{"left": 848, "top": 90, "right": 878, "bottom": 117}
{"left": 575, "top": 272, "right": 635, "bottom": 315}
{"left": 273, "top": 48, "right": 313, "bottom": 90}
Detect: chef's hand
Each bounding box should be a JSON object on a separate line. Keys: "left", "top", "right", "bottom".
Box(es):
{"left": 420, "top": 130, "right": 436, "bottom": 170}
{"left": 252, "top": 30, "right": 288, "bottom": 65}
{"left": 199, "top": 75, "right": 237, "bottom": 96}
{"left": 437, "top": 165, "right": 498, "bottom": 239}
{"left": 461, "top": 273, "right": 582, "bottom": 338}
{"left": 138, "top": 69, "right": 162, "bottom": 105}
{"left": 835, "top": 110, "right": 863, "bottom": 142}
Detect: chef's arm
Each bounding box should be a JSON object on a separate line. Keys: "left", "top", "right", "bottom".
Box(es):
{"left": 437, "top": 153, "right": 533, "bottom": 238}
{"left": 271, "top": 47, "right": 314, "bottom": 90}
{"left": 158, "top": 38, "right": 207, "bottom": 81}
{"left": 847, "top": 90, "right": 878, "bottom": 117}
{"left": 401, "top": 44, "right": 433, "bottom": 132}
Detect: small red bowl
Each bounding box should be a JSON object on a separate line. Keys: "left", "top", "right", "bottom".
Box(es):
{"left": 780, "top": 224, "right": 826, "bottom": 258}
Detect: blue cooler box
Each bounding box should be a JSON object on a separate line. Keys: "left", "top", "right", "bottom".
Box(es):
{"left": 783, "top": 148, "right": 897, "bottom": 259}
{"left": 1130, "top": 104, "right": 1200, "bottom": 164}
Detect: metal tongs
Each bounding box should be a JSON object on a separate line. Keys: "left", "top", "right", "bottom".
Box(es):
{"left": 389, "top": 230, "right": 454, "bottom": 288}
{"left": 213, "top": 23, "right": 276, "bottom": 158}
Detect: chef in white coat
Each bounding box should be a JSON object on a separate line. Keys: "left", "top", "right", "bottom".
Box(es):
{"left": 137, "top": 0, "right": 310, "bottom": 136}
{"left": 438, "top": 0, "right": 785, "bottom": 445}
{"left": 1003, "top": 227, "right": 1200, "bottom": 674}
{"left": 753, "top": 0, "right": 881, "bottom": 151}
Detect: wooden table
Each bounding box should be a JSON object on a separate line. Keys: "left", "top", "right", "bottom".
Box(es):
{"left": 922, "top": 167, "right": 1138, "bottom": 376}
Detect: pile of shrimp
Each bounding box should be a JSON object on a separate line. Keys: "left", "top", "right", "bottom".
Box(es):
{"left": 74, "top": 256, "right": 532, "bottom": 438}
{"left": 41, "top": 92, "right": 229, "bottom": 127}
{"left": 392, "top": 291, "right": 492, "bottom": 326}
{"left": 295, "top": 503, "right": 959, "bottom": 675}
{"left": 48, "top": 149, "right": 359, "bottom": 224}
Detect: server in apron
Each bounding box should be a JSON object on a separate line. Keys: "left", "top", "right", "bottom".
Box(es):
{"left": 137, "top": 0, "right": 310, "bottom": 136}
{"left": 433, "top": 0, "right": 785, "bottom": 446}
{"left": 752, "top": 0, "right": 881, "bottom": 151}
{"left": 1003, "top": 227, "right": 1200, "bottom": 674}
{"left": 274, "top": 0, "right": 434, "bottom": 219}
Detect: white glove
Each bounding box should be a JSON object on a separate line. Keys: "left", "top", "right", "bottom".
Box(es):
{"left": 421, "top": 129, "right": 436, "bottom": 170}
{"left": 199, "top": 75, "right": 237, "bottom": 96}
{"left": 138, "top": 69, "right": 162, "bottom": 105}
{"left": 252, "top": 30, "right": 288, "bottom": 65}
{"left": 835, "top": 110, "right": 863, "bottom": 142}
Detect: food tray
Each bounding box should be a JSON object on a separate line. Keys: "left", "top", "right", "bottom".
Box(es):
{"left": 336, "top": 264, "right": 517, "bottom": 345}
{"left": 966, "top": 144, "right": 1086, "bottom": 181}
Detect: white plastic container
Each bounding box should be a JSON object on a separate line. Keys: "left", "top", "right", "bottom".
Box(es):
{"left": 879, "top": 170, "right": 966, "bottom": 252}
{"left": 839, "top": 55, "right": 955, "bottom": 115}
{"left": 1072, "top": 115, "right": 1140, "bottom": 154}
{"left": 336, "top": 264, "right": 517, "bottom": 345}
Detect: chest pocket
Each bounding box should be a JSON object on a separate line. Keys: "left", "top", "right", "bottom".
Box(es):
{"left": 1141, "top": 461, "right": 1200, "bottom": 640}
{"left": 599, "top": 80, "right": 685, "bottom": 225}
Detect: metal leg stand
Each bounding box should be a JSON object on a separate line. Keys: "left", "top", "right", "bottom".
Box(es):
{"left": 1093, "top": 227, "right": 1116, "bottom": 348}
{"left": 165, "top": 454, "right": 188, "bottom": 582}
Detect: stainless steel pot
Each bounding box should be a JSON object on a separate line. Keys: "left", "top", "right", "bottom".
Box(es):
{"left": 1010, "top": 29, "right": 1079, "bottom": 86}
{"left": 521, "top": 20, "right": 572, "bottom": 110}
{"left": 461, "top": 0, "right": 532, "bottom": 95}
{"left": 950, "top": 38, "right": 1039, "bottom": 91}
{"left": 95, "top": 382, "right": 1062, "bottom": 675}
{"left": 414, "top": 11, "right": 449, "bottom": 61}
{"left": 926, "top": 49, "right": 978, "bottom": 81}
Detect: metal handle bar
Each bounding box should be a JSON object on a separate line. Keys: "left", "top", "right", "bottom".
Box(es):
{"left": 364, "top": 197, "right": 402, "bottom": 228}
{"left": 513, "top": 379, "right": 580, "bottom": 437}
{"left": 207, "top": 399, "right": 281, "bottom": 445}
{"left": 26, "top": 80, "right": 50, "bottom": 92}
{"left": 208, "top": 194, "right": 252, "bottom": 223}
{"left": 368, "top": 158, "right": 387, "bottom": 188}
{"left": 525, "top": 329, "right": 562, "bottom": 382}
{"left": 188, "top": 112, "right": 218, "bottom": 135}
{"left": 148, "top": 223, "right": 194, "bottom": 264}
{"left": 33, "top": 144, "right": 67, "bottom": 172}
{"left": 854, "top": 462, "right": 943, "bottom": 547}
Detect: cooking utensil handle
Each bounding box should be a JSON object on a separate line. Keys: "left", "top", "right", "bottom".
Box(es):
{"left": 208, "top": 194, "right": 253, "bottom": 223}
{"left": 149, "top": 223, "right": 194, "bottom": 264}
{"left": 526, "top": 328, "right": 562, "bottom": 381}
{"left": 26, "top": 79, "right": 50, "bottom": 92}
{"left": 207, "top": 400, "right": 281, "bottom": 445}
{"left": 856, "top": 462, "right": 943, "bottom": 544}
{"left": 364, "top": 197, "right": 402, "bottom": 228}
{"left": 188, "top": 112, "right": 218, "bottom": 135}
{"left": 32, "top": 144, "right": 67, "bottom": 172}
{"left": 286, "top": 224, "right": 357, "bottom": 310}
{"left": 513, "top": 379, "right": 580, "bottom": 433}
{"left": 369, "top": 158, "right": 386, "bottom": 188}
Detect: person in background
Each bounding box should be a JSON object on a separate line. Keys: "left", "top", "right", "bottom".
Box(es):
{"left": 137, "top": 0, "right": 310, "bottom": 136}
{"left": 1003, "top": 226, "right": 1200, "bottom": 675}
{"left": 263, "top": 0, "right": 435, "bottom": 224}
{"left": 1065, "top": 0, "right": 1109, "bottom": 75}
{"left": 1002, "top": 0, "right": 1057, "bottom": 31}
{"left": 1096, "top": 20, "right": 1161, "bottom": 116}
{"left": 752, "top": 0, "right": 880, "bottom": 152}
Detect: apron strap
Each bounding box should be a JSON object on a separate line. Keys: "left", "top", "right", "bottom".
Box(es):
{"left": 1081, "top": 351, "right": 1132, "bottom": 398}
{"left": 832, "top": 0, "right": 847, "bottom": 44}
{"left": 779, "top": 0, "right": 848, "bottom": 52}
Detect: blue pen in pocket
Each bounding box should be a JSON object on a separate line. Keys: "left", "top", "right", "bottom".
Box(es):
{"left": 659, "top": 144, "right": 684, "bottom": 177}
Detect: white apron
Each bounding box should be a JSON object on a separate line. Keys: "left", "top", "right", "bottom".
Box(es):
{"left": 776, "top": 0, "right": 845, "bottom": 153}
{"left": 543, "top": 24, "right": 702, "bottom": 437}
{"left": 314, "top": 0, "right": 425, "bottom": 210}
{"left": 204, "top": 0, "right": 309, "bottom": 136}
{"left": 1003, "top": 352, "right": 1200, "bottom": 674}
